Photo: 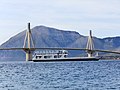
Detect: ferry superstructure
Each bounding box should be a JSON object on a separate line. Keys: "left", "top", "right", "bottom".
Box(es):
{"left": 32, "top": 50, "right": 99, "bottom": 62}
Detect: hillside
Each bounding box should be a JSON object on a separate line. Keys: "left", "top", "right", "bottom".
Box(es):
{"left": 0, "top": 25, "right": 120, "bottom": 60}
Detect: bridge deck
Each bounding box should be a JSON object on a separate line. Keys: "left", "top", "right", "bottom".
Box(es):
{"left": 0, "top": 48, "right": 120, "bottom": 54}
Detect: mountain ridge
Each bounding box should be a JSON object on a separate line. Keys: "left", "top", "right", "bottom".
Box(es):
{"left": 0, "top": 25, "right": 120, "bottom": 60}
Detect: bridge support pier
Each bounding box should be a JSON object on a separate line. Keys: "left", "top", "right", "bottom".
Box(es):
{"left": 24, "top": 50, "right": 32, "bottom": 61}
{"left": 87, "top": 50, "right": 94, "bottom": 57}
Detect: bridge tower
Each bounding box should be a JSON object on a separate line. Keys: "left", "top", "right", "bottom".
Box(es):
{"left": 86, "top": 30, "right": 95, "bottom": 57}
{"left": 23, "top": 23, "right": 35, "bottom": 61}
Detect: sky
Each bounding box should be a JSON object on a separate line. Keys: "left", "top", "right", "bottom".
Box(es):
{"left": 0, "top": 0, "right": 120, "bottom": 45}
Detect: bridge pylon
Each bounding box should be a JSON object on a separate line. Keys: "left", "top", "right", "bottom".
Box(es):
{"left": 23, "top": 23, "right": 35, "bottom": 61}
{"left": 86, "top": 30, "right": 95, "bottom": 57}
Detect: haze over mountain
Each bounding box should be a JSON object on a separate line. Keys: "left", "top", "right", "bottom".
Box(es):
{"left": 0, "top": 25, "right": 120, "bottom": 61}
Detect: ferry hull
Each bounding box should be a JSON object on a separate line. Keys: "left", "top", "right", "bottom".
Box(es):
{"left": 32, "top": 57, "right": 99, "bottom": 62}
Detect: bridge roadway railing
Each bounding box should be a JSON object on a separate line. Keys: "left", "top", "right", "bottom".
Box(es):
{"left": 0, "top": 47, "right": 120, "bottom": 54}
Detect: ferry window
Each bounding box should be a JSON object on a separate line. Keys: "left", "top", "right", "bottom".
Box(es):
{"left": 44, "top": 56, "right": 47, "bottom": 58}
{"left": 64, "top": 55, "right": 67, "bottom": 58}
{"left": 48, "top": 56, "right": 51, "bottom": 58}
{"left": 54, "top": 56, "right": 57, "bottom": 58}
{"left": 59, "top": 51, "right": 62, "bottom": 54}
{"left": 39, "top": 56, "right": 42, "bottom": 58}
{"left": 44, "top": 56, "right": 51, "bottom": 58}
{"left": 36, "top": 56, "right": 38, "bottom": 58}
{"left": 36, "top": 56, "right": 42, "bottom": 58}
{"left": 58, "top": 55, "right": 62, "bottom": 58}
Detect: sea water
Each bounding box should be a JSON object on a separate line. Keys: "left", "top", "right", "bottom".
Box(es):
{"left": 0, "top": 60, "right": 120, "bottom": 90}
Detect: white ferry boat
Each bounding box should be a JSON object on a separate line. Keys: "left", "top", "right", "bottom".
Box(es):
{"left": 32, "top": 50, "right": 99, "bottom": 62}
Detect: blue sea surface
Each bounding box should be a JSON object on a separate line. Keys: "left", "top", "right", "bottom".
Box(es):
{"left": 0, "top": 60, "right": 120, "bottom": 90}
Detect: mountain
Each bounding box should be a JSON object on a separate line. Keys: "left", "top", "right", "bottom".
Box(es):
{"left": 0, "top": 25, "right": 120, "bottom": 61}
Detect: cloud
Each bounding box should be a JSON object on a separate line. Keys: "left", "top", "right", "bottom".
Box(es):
{"left": 0, "top": 0, "right": 120, "bottom": 44}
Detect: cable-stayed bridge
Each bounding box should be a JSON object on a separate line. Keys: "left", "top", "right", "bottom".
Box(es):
{"left": 0, "top": 23, "right": 120, "bottom": 61}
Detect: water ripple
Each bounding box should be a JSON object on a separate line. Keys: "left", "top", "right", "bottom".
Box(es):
{"left": 0, "top": 61, "right": 120, "bottom": 90}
